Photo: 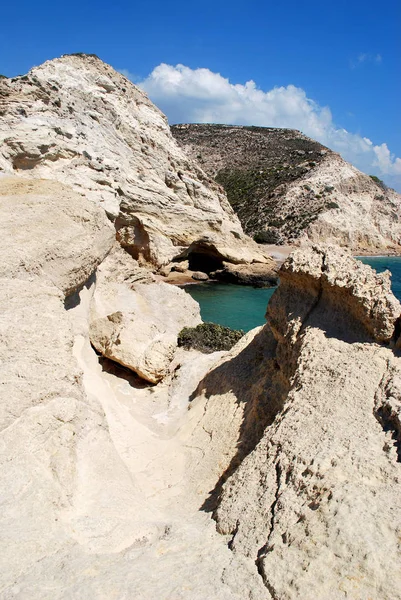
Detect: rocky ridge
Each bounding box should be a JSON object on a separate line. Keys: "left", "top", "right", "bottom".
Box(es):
{"left": 1, "top": 174, "right": 401, "bottom": 598}
{"left": 0, "top": 55, "right": 274, "bottom": 273}
{"left": 172, "top": 124, "right": 401, "bottom": 253}
{"left": 186, "top": 245, "right": 401, "bottom": 599}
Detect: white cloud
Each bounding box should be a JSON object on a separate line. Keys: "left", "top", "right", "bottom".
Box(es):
{"left": 138, "top": 63, "right": 401, "bottom": 190}
{"left": 373, "top": 143, "right": 401, "bottom": 175}
{"left": 350, "top": 52, "right": 383, "bottom": 69}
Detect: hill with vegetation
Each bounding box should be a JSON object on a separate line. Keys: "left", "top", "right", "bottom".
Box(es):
{"left": 172, "top": 124, "right": 401, "bottom": 253}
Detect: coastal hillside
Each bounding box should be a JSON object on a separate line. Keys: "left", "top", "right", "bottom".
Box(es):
{"left": 172, "top": 124, "right": 401, "bottom": 253}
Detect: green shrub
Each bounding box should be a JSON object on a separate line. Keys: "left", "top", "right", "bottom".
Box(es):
{"left": 326, "top": 201, "right": 340, "bottom": 209}
{"left": 178, "top": 323, "right": 244, "bottom": 353}
{"left": 369, "top": 175, "right": 386, "bottom": 189}
{"left": 65, "top": 52, "right": 100, "bottom": 59}
{"left": 369, "top": 174, "right": 382, "bottom": 184}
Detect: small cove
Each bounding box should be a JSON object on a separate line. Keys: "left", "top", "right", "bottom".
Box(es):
{"left": 184, "top": 257, "right": 401, "bottom": 332}
{"left": 184, "top": 282, "right": 275, "bottom": 332}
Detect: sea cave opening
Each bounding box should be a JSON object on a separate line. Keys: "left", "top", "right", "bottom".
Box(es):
{"left": 186, "top": 243, "right": 225, "bottom": 274}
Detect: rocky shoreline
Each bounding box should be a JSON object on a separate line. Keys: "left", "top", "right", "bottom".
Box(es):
{"left": 0, "top": 54, "right": 400, "bottom": 599}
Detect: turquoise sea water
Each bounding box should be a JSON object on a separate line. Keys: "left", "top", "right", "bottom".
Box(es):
{"left": 184, "top": 283, "right": 275, "bottom": 332}
{"left": 184, "top": 257, "right": 401, "bottom": 333}
{"left": 358, "top": 256, "right": 401, "bottom": 301}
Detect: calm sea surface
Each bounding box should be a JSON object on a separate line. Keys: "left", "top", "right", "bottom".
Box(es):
{"left": 184, "top": 257, "right": 401, "bottom": 333}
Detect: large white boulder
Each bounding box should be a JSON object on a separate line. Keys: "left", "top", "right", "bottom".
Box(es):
{"left": 0, "top": 177, "right": 114, "bottom": 294}
{"left": 89, "top": 247, "right": 202, "bottom": 383}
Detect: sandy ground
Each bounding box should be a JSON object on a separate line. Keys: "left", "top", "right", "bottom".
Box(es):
{"left": 258, "top": 244, "right": 295, "bottom": 265}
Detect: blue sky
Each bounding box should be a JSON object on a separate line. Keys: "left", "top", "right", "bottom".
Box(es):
{"left": 1, "top": 0, "right": 400, "bottom": 189}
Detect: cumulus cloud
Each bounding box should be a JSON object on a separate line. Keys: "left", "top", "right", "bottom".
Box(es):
{"left": 136, "top": 63, "right": 401, "bottom": 190}
{"left": 373, "top": 143, "right": 401, "bottom": 175}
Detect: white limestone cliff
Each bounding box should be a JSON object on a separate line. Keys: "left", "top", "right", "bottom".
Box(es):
{"left": 289, "top": 154, "right": 401, "bottom": 253}
{"left": 0, "top": 54, "right": 272, "bottom": 270}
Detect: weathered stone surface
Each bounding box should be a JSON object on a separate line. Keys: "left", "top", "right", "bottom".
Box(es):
{"left": 89, "top": 246, "right": 202, "bottom": 382}
{"left": 0, "top": 177, "right": 267, "bottom": 599}
{"left": 270, "top": 244, "right": 401, "bottom": 344}
{"left": 192, "top": 270, "right": 209, "bottom": 281}
{"left": 186, "top": 245, "right": 401, "bottom": 599}
{"left": 172, "top": 260, "right": 189, "bottom": 273}
{"left": 0, "top": 177, "right": 114, "bottom": 294}
{"left": 0, "top": 55, "right": 272, "bottom": 269}
{"left": 2, "top": 54, "right": 401, "bottom": 600}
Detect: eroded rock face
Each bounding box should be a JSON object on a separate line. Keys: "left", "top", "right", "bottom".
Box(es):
{"left": 0, "top": 177, "right": 114, "bottom": 294}
{"left": 0, "top": 174, "right": 268, "bottom": 599}
{"left": 187, "top": 245, "right": 401, "bottom": 599}
{"left": 0, "top": 55, "right": 272, "bottom": 269}
{"left": 2, "top": 57, "right": 401, "bottom": 597}
{"left": 89, "top": 246, "right": 202, "bottom": 383}
{"left": 269, "top": 244, "right": 401, "bottom": 345}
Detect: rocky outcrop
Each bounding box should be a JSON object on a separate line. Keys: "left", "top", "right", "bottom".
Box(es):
{"left": 171, "top": 124, "right": 401, "bottom": 253}
{"left": 0, "top": 55, "right": 272, "bottom": 270}
{"left": 0, "top": 172, "right": 268, "bottom": 599}
{"left": 0, "top": 177, "right": 114, "bottom": 294}
{"left": 2, "top": 167, "right": 401, "bottom": 598}
{"left": 185, "top": 245, "right": 401, "bottom": 599}
{"left": 89, "top": 246, "right": 201, "bottom": 383}
{"left": 211, "top": 262, "right": 278, "bottom": 287}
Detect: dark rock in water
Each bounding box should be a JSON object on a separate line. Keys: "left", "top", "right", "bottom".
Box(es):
{"left": 192, "top": 271, "right": 209, "bottom": 281}
{"left": 211, "top": 263, "right": 278, "bottom": 288}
